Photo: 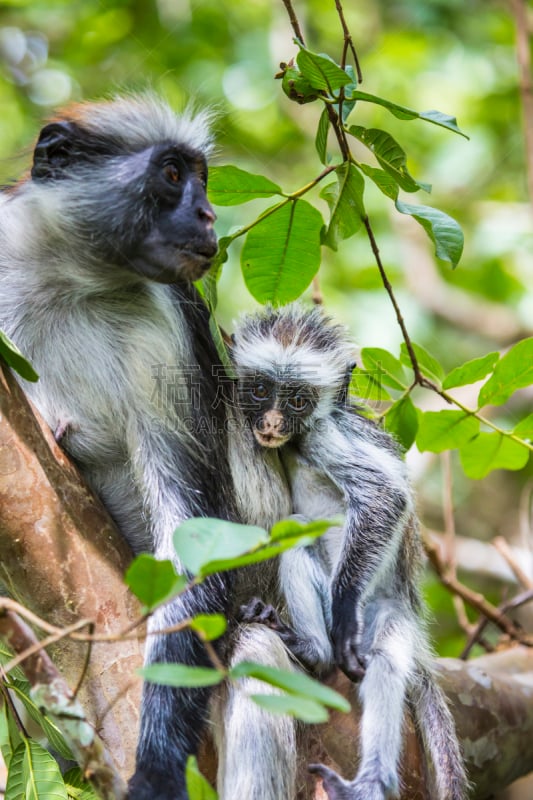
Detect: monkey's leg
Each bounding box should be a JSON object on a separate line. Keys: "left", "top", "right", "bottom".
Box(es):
{"left": 409, "top": 667, "right": 467, "bottom": 800}
{"left": 279, "top": 545, "right": 334, "bottom": 674}
{"left": 130, "top": 579, "right": 230, "bottom": 800}
{"left": 211, "top": 624, "right": 298, "bottom": 800}
{"left": 311, "top": 599, "right": 416, "bottom": 800}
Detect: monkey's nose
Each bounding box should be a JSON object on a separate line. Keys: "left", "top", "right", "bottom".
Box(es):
{"left": 198, "top": 204, "right": 216, "bottom": 224}
{"left": 260, "top": 410, "right": 284, "bottom": 435}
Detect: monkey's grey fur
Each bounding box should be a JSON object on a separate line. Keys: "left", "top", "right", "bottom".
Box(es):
{"left": 0, "top": 95, "right": 303, "bottom": 800}
{"left": 232, "top": 304, "right": 468, "bottom": 800}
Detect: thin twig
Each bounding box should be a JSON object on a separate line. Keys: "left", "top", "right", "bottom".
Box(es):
{"left": 510, "top": 0, "right": 533, "bottom": 212}
{"left": 281, "top": 0, "right": 306, "bottom": 44}
{"left": 441, "top": 453, "right": 474, "bottom": 635}
{"left": 311, "top": 276, "right": 323, "bottom": 305}
{"left": 334, "top": 0, "right": 363, "bottom": 82}
{"left": 0, "top": 674, "right": 29, "bottom": 736}
{"left": 203, "top": 639, "right": 226, "bottom": 673}
{"left": 361, "top": 216, "right": 430, "bottom": 385}
{"left": 461, "top": 588, "right": 533, "bottom": 659}
{"left": 423, "top": 532, "right": 533, "bottom": 645}
{"left": 73, "top": 621, "right": 95, "bottom": 699}
{"left": 1, "top": 617, "right": 93, "bottom": 676}
{"left": 492, "top": 536, "right": 533, "bottom": 590}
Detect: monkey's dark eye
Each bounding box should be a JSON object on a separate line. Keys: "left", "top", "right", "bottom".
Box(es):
{"left": 251, "top": 384, "right": 270, "bottom": 401}
{"left": 163, "top": 163, "right": 180, "bottom": 184}
{"left": 287, "top": 395, "right": 308, "bottom": 412}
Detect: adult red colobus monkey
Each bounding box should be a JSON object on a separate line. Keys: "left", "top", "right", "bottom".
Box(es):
{"left": 232, "top": 304, "right": 467, "bottom": 800}
{"left": 0, "top": 95, "right": 294, "bottom": 800}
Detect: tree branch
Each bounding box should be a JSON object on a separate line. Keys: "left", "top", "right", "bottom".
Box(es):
{"left": 0, "top": 361, "right": 143, "bottom": 779}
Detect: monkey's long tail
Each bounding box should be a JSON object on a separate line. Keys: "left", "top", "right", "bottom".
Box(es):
{"left": 409, "top": 667, "right": 469, "bottom": 800}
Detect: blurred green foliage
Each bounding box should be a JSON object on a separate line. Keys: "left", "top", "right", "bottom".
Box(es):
{"left": 1, "top": 0, "right": 531, "bottom": 656}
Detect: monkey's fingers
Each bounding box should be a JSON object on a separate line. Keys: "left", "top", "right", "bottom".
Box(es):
{"left": 333, "top": 636, "right": 366, "bottom": 682}
{"left": 308, "top": 764, "right": 355, "bottom": 800}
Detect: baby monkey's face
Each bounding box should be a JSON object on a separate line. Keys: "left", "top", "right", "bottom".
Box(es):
{"left": 237, "top": 376, "right": 318, "bottom": 449}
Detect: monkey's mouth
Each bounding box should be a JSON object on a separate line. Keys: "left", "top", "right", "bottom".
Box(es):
{"left": 253, "top": 430, "right": 291, "bottom": 449}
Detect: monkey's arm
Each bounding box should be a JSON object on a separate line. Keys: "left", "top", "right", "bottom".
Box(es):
{"left": 304, "top": 411, "right": 412, "bottom": 680}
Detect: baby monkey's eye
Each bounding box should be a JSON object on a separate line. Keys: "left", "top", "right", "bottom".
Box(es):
{"left": 163, "top": 162, "right": 180, "bottom": 184}
{"left": 287, "top": 394, "right": 308, "bottom": 412}
{"left": 251, "top": 384, "right": 270, "bottom": 401}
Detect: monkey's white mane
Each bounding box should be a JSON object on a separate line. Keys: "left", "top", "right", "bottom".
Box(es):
{"left": 66, "top": 93, "right": 214, "bottom": 154}
{"left": 232, "top": 303, "right": 356, "bottom": 391}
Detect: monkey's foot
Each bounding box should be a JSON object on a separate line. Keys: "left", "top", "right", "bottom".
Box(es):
{"left": 238, "top": 597, "right": 287, "bottom": 631}
{"left": 309, "top": 764, "right": 390, "bottom": 800}
{"left": 238, "top": 597, "right": 324, "bottom": 672}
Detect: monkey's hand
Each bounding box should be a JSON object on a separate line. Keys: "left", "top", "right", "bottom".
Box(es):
{"left": 330, "top": 591, "right": 366, "bottom": 682}
{"left": 309, "top": 764, "right": 387, "bottom": 800}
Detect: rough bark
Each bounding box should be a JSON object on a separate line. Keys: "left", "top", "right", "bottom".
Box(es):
{"left": 0, "top": 361, "right": 143, "bottom": 780}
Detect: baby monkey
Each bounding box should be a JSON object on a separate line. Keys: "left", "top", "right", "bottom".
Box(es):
{"left": 231, "top": 304, "right": 466, "bottom": 800}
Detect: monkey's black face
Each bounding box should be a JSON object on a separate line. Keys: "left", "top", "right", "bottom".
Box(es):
{"left": 238, "top": 377, "right": 318, "bottom": 449}
{"left": 126, "top": 145, "right": 218, "bottom": 283}
{"left": 31, "top": 123, "right": 218, "bottom": 284}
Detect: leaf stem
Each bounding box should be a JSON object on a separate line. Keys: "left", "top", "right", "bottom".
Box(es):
{"left": 334, "top": 0, "right": 363, "bottom": 82}
{"left": 281, "top": 0, "right": 306, "bottom": 45}
{"left": 361, "top": 215, "right": 427, "bottom": 385}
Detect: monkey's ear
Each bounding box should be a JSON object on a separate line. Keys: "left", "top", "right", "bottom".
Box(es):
{"left": 31, "top": 121, "right": 78, "bottom": 181}
{"left": 345, "top": 360, "right": 357, "bottom": 382}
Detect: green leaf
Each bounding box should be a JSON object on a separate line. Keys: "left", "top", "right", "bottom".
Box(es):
{"left": 269, "top": 517, "right": 332, "bottom": 542}
{"left": 185, "top": 756, "right": 217, "bottom": 800}
{"left": 250, "top": 693, "right": 329, "bottom": 723}
{"left": 208, "top": 166, "right": 281, "bottom": 205}
{"left": 9, "top": 683, "right": 73, "bottom": 761}
{"left": 348, "top": 126, "right": 430, "bottom": 193}
{"left": 361, "top": 348, "right": 409, "bottom": 391}
{"left": 443, "top": 352, "right": 499, "bottom": 390}
{"left": 419, "top": 109, "right": 468, "bottom": 138}
{"left": 140, "top": 664, "right": 224, "bottom": 688}
{"left": 125, "top": 554, "right": 186, "bottom": 611}
{"left": 514, "top": 414, "right": 533, "bottom": 441}
{"left": 459, "top": 432, "right": 530, "bottom": 479}
{"left": 350, "top": 368, "right": 392, "bottom": 402}
{"left": 315, "top": 108, "right": 330, "bottom": 165}
{"left": 6, "top": 740, "right": 68, "bottom": 800}
{"left": 230, "top": 662, "right": 350, "bottom": 712}
{"left": 241, "top": 200, "right": 323, "bottom": 304}
{"left": 0, "top": 702, "right": 13, "bottom": 766}
{"left": 358, "top": 164, "right": 399, "bottom": 201}
{"left": 349, "top": 91, "right": 469, "bottom": 138}
{"left": 296, "top": 48, "right": 351, "bottom": 94}
{"left": 206, "top": 235, "right": 231, "bottom": 278}
{"left": 321, "top": 163, "right": 365, "bottom": 250}
{"left": 478, "top": 338, "right": 533, "bottom": 407}
{"left": 189, "top": 614, "right": 227, "bottom": 642}
{"left": 400, "top": 342, "right": 444, "bottom": 383}
{"left": 279, "top": 63, "right": 320, "bottom": 104}
{"left": 416, "top": 410, "right": 479, "bottom": 453}
{"left": 384, "top": 396, "right": 418, "bottom": 451}
{"left": 63, "top": 768, "right": 98, "bottom": 800}
{"left": 0, "top": 331, "right": 39, "bottom": 382}
{"left": 395, "top": 200, "right": 464, "bottom": 268}
{"left": 174, "top": 518, "right": 268, "bottom": 576}
{"left": 195, "top": 531, "right": 325, "bottom": 577}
